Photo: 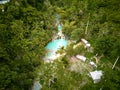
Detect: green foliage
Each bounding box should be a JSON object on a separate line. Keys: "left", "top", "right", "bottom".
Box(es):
{"left": 101, "top": 68, "right": 120, "bottom": 90}
{"left": 0, "top": 1, "right": 51, "bottom": 89}
{"left": 81, "top": 59, "right": 120, "bottom": 90}
{"left": 62, "top": 20, "right": 77, "bottom": 37}
{"left": 71, "top": 28, "right": 85, "bottom": 41}
{"left": 0, "top": 0, "right": 120, "bottom": 89}
{"left": 88, "top": 0, "right": 120, "bottom": 60}
{"left": 94, "top": 36, "right": 116, "bottom": 56}
{"left": 65, "top": 44, "right": 75, "bottom": 56}
{"left": 65, "top": 43, "right": 86, "bottom": 58}
{"left": 39, "top": 60, "right": 83, "bottom": 90}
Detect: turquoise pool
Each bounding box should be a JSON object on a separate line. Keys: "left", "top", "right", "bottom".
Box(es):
{"left": 45, "top": 39, "right": 67, "bottom": 60}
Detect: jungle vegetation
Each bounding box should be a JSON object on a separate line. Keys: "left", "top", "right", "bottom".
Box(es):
{"left": 0, "top": 0, "right": 120, "bottom": 90}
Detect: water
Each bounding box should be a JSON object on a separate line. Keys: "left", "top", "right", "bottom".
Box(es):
{"left": 45, "top": 39, "right": 67, "bottom": 60}
{"left": 32, "top": 81, "right": 42, "bottom": 90}
{"left": 58, "top": 24, "right": 62, "bottom": 31}
{"left": 0, "top": 0, "right": 10, "bottom": 4}
{"left": 32, "top": 14, "right": 66, "bottom": 90}
{"left": 46, "top": 39, "right": 67, "bottom": 51}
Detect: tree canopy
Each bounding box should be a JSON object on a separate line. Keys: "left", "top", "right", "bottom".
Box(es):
{"left": 0, "top": 0, "right": 120, "bottom": 90}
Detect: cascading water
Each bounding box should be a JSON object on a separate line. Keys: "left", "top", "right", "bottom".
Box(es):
{"left": 32, "top": 14, "right": 67, "bottom": 90}
{"left": 45, "top": 14, "right": 67, "bottom": 62}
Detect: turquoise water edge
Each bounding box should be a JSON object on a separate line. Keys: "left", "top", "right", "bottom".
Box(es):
{"left": 45, "top": 39, "right": 67, "bottom": 60}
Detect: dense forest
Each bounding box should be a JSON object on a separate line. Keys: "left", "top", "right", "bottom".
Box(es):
{"left": 0, "top": 0, "right": 120, "bottom": 90}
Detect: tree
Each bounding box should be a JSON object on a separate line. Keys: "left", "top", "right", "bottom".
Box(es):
{"left": 0, "top": 1, "right": 51, "bottom": 89}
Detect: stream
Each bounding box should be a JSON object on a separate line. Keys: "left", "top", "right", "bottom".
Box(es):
{"left": 32, "top": 14, "right": 67, "bottom": 90}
